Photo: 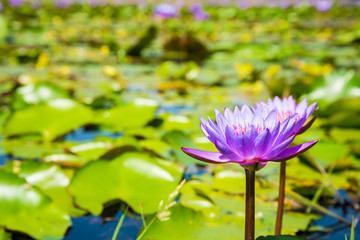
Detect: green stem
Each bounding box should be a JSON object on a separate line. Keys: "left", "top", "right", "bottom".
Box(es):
{"left": 275, "top": 161, "right": 286, "bottom": 235}
{"left": 112, "top": 205, "right": 129, "bottom": 240}
{"left": 245, "top": 169, "right": 255, "bottom": 240}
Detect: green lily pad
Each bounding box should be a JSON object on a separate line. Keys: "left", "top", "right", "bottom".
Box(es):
{"left": 212, "top": 170, "right": 246, "bottom": 194}
{"left": 180, "top": 180, "right": 218, "bottom": 214}
{"left": 69, "top": 141, "right": 112, "bottom": 160}
{"left": 0, "top": 170, "right": 71, "bottom": 239}
{"left": 2, "top": 140, "right": 64, "bottom": 158}
{"left": 69, "top": 152, "right": 183, "bottom": 215}
{"left": 4, "top": 99, "right": 93, "bottom": 141}
{"left": 11, "top": 82, "right": 69, "bottom": 110}
{"left": 95, "top": 99, "right": 158, "bottom": 131}
{"left": 4, "top": 161, "right": 84, "bottom": 216}
{"left": 140, "top": 205, "right": 243, "bottom": 240}
{"left": 257, "top": 236, "right": 308, "bottom": 240}
{"left": 305, "top": 70, "right": 360, "bottom": 107}
{"left": 0, "top": 229, "right": 11, "bottom": 240}
{"left": 162, "top": 130, "right": 207, "bottom": 165}
{"left": 43, "top": 153, "right": 88, "bottom": 168}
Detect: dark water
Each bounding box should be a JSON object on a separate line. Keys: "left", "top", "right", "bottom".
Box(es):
{"left": 298, "top": 190, "right": 360, "bottom": 240}
{"left": 64, "top": 211, "right": 142, "bottom": 240}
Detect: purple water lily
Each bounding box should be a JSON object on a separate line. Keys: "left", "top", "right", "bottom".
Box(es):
{"left": 154, "top": 4, "right": 178, "bottom": 19}
{"left": 182, "top": 96, "right": 318, "bottom": 171}
{"left": 254, "top": 96, "right": 317, "bottom": 135}
{"left": 189, "top": 3, "right": 209, "bottom": 21}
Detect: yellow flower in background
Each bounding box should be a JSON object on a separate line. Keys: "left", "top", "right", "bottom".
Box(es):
{"left": 116, "top": 29, "right": 127, "bottom": 39}
{"left": 100, "top": 45, "right": 110, "bottom": 56}
{"left": 36, "top": 53, "right": 50, "bottom": 69}
{"left": 265, "top": 64, "right": 282, "bottom": 79}
{"left": 239, "top": 33, "right": 253, "bottom": 43}
{"left": 291, "top": 59, "right": 333, "bottom": 76}
{"left": 102, "top": 65, "right": 119, "bottom": 78}
{"left": 234, "top": 62, "right": 254, "bottom": 79}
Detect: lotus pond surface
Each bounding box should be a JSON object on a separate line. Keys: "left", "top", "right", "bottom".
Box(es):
{"left": 0, "top": 1, "right": 360, "bottom": 240}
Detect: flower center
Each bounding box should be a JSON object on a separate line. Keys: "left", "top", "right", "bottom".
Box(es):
{"left": 277, "top": 111, "right": 293, "bottom": 123}
{"left": 233, "top": 126, "right": 263, "bottom": 136}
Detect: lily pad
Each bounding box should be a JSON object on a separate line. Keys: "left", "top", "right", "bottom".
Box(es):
{"left": 11, "top": 82, "right": 69, "bottom": 110}
{"left": 95, "top": 98, "right": 158, "bottom": 131}
{"left": 4, "top": 99, "right": 93, "bottom": 141}
{"left": 0, "top": 170, "right": 71, "bottom": 239}
{"left": 140, "top": 205, "right": 243, "bottom": 240}
{"left": 69, "top": 152, "right": 183, "bottom": 215}
{"left": 257, "top": 236, "right": 308, "bottom": 240}
{"left": 4, "top": 161, "right": 84, "bottom": 216}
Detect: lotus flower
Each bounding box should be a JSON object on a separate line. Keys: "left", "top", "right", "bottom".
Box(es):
{"left": 153, "top": 4, "right": 178, "bottom": 19}
{"left": 182, "top": 96, "right": 318, "bottom": 171}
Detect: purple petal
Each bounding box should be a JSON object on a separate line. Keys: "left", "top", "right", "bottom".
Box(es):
{"left": 215, "top": 109, "right": 228, "bottom": 134}
{"left": 306, "top": 102, "right": 317, "bottom": 119}
{"left": 241, "top": 105, "right": 253, "bottom": 125}
{"left": 264, "top": 109, "right": 277, "bottom": 129}
{"left": 181, "top": 148, "right": 231, "bottom": 164}
{"left": 254, "top": 129, "right": 271, "bottom": 157}
{"left": 296, "top": 99, "right": 308, "bottom": 115}
{"left": 239, "top": 160, "right": 267, "bottom": 171}
{"left": 260, "top": 140, "right": 319, "bottom": 162}
{"left": 263, "top": 135, "right": 296, "bottom": 160}
{"left": 297, "top": 116, "right": 317, "bottom": 135}
{"left": 225, "top": 125, "right": 245, "bottom": 157}
{"left": 224, "top": 107, "right": 234, "bottom": 124}
{"left": 214, "top": 140, "right": 232, "bottom": 154}
{"left": 242, "top": 126, "right": 257, "bottom": 159}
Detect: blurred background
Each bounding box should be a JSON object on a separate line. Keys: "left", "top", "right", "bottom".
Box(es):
{"left": 0, "top": 0, "right": 360, "bottom": 239}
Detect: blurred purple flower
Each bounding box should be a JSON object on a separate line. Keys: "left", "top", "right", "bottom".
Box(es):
{"left": 193, "top": 10, "right": 209, "bottom": 20}
{"left": 9, "top": 0, "right": 25, "bottom": 7}
{"left": 314, "top": 0, "right": 333, "bottom": 11}
{"left": 32, "top": 0, "right": 41, "bottom": 9}
{"left": 0, "top": 2, "right": 3, "bottom": 12}
{"left": 182, "top": 96, "right": 318, "bottom": 171}
{"left": 55, "top": 0, "right": 73, "bottom": 8}
{"left": 189, "top": 3, "right": 209, "bottom": 21}
{"left": 154, "top": 4, "right": 178, "bottom": 19}
{"left": 189, "top": 3, "right": 203, "bottom": 13}
{"left": 237, "top": 0, "right": 252, "bottom": 9}
{"left": 279, "top": 0, "right": 291, "bottom": 8}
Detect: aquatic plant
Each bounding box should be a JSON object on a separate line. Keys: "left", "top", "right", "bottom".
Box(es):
{"left": 182, "top": 96, "right": 318, "bottom": 240}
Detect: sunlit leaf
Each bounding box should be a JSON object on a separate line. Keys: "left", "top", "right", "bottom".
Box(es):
{"left": 69, "top": 152, "right": 183, "bottom": 215}
{"left": 4, "top": 99, "right": 93, "bottom": 141}
{"left": 0, "top": 170, "right": 71, "bottom": 239}
{"left": 95, "top": 99, "right": 158, "bottom": 131}
{"left": 11, "top": 82, "right": 69, "bottom": 110}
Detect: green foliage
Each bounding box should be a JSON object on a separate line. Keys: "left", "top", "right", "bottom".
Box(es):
{"left": 4, "top": 99, "right": 93, "bottom": 140}
{"left": 69, "top": 152, "right": 183, "bottom": 215}
{"left": 0, "top": 171, "right": 71, "bottom": 239}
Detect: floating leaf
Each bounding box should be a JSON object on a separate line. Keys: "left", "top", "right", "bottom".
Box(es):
{"left": 11, "top": 82, "right": 69, "bottom": 110}
{"left": 140, "top": 205, "right": 243, "bottom": 240}
{"left": 69, "top": 152, "right": 183, "bottom": 215}
{"left": 4, "top": 161, "right": 84, "bottom": 216}
{"left": 256, "top": 236, "right": 308, "bottom": 240}
{"left": 4, "top": 99, "right": 93, "bottom": 141}
{"left": 305, "top": 70, "right": 360, "bottom": 107}
{"left": 96, "top": 99, "right": 158, "bottom": 131}
{"left": 0, "top": 170, "right": 71, "bottom": 239}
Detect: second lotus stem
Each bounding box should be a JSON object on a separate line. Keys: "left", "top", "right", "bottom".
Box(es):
{"left": 275, "top": 161, "right": 286, "bottom": 235}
